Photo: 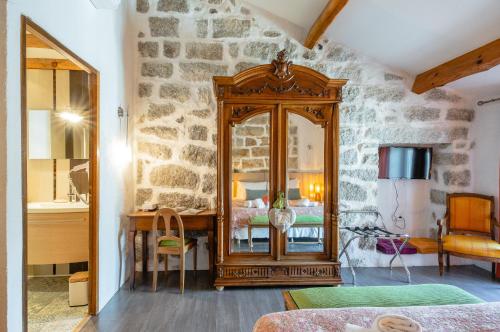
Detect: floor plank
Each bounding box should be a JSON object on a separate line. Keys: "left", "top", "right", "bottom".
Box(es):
{"left": 83, "top": 266, "right": 500, "bottom": 332}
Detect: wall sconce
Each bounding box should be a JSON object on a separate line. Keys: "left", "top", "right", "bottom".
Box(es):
{"left": 112, "top": 106, "right": 131, "bottom": 170}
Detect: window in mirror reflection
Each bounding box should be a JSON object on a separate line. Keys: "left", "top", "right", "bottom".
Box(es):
{"left": 231, "top": 113, "right": 271, "bottom": 253}
{"left": 287, "top": 112, "right": 324, "bottom": 253}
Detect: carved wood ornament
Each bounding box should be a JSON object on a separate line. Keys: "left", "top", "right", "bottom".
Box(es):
{"left": 213, "top": 51, "right": 347, "bottom": 289}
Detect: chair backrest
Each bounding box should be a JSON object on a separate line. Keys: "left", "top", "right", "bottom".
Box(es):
{"left": 152, "top": 208, "right": 185, "bottom": 245}
{"left": 446, "top": 193, "right": 494, "bottom": 236}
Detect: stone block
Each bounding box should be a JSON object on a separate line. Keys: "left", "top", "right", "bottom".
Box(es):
{"left": 364, "top": 86, "right": 405, "bottom": 102}
{"left": 138, "top": 83, "right": 153, "bottom": 98}
{"left": 425, "top": 88, "right": 461, "bottom": 102}
{"left": 326, "top": 45, "right": 356, "bottom": 62}
{"left": 149, "top": 17, "right": 179, "bottom": 37}
{"left": 235, "top": 126, "right": 264, "bottom": 136}
{"left": 251, "top": 146, "right": 269, "bottom": 157}
{"left": 196, "top": 19, "right": 208, "bottom": 38}
{"left": 136, "top": 0, "right": 149, "bottom": 13}
{"left": 181, "top": 144, "right": 216, "bottom": 167}
{"left": 190, "top": 109, "right": 211, "bottom": 119}
{"left": 136, "top": 188, "right": 152, "bottom": 206}
{"left": 179, "top": 62, "right": 228, "bottom": 81}
{"left": 140, "top": 126, "right": 178, "bottom": 140}
{"left": 138, "top": 41, "right": 159, "bottom": 58}
{"left": 163, "top": 41, "right": 180, "bottom": 58}
{"left": 232, "top": 148, "right": 250, "bottom": 158}
{"left": 229, "top": 43, "right": 239, "bottom": 58}
{"left": 404, "top": 106, "right": 440, "bottom": 121}
{"left": 185, "top": 42, "right": 223, "bottom": 60}
{"left": 138, "top": 142, "right": 172, "bottom": 160}
{"left": 430, "top": 189, "right": 446, "bottom": 205}
{"left": 443, "top": 170, "right": 470, "bottom": 186}
{"left": 188, "top": 125, "right": 208, "bottom": 141}
{"left": 446, "top": 108, "right": 474, "bottom": 122}
{"left": 302, "top": 49, "right": 317, "bottom": 60}
{"left": 136, "top": 159, "right": 144, "bottom": 184}
{"left": 264, "top": 30, "right": 281, "bottom": 37}
{"left": 202, "top": 174, "right": 216, "bottom": 194}
{"left": 147, "top": 103, "right": 175, "bottom": 120}
{"left": 158, "top": 193, "right": 208, "bottom": 208}
{"left": 340, "top": 169, "right": 378, "bottom": 182}
{"left": 159, "top": 83, "right": 190, "bottom": 102}
{"left": 235, "top": 62, "right": 259, "bottom": 73}
{"left": 141, "top": 62, "right": 173, "bottom": 79}
{"left": 340, "top": 128, "right": 359, "bottom": 145}
{"left": 342, "top": 85, "right": 361, "bottom": 103}
{"left": 242, "top": 159, "right": 265, "bottom": 169}
{"left": 157, "top": 0, "right": 188, "bottom": 13}
{"left": 213, "top": 18, "right": 251, "bottom": 38}
{"left": 433, "top": 153, "right": 468, "bottom": 166}
{"left": 243, "top": 42, "right": 279, "bottom": 60}
{"left": 384, "top": 73, "right": 403, "bottom": 81}
{"left": 198, "top": 86, "right": 212, "bottom": 105}
{"left": 340, "top": 149, "right": 358, "bottom": 165}
{"left": 340, "top": 181, "right": 368, "bottom": 202}
{"left": 150, "top": 164, "right": 199, "bottom": 189}
{"left": 447, "top": 127, "right": 468, "bottom": 141}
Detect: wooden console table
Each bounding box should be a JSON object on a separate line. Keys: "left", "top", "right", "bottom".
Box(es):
{"left": 127, "top": 209, "right": 217, "bottom": 289}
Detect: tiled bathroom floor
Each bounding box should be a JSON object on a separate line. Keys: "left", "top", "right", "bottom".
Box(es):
{"left": 28, "top": 276, "right": 87, "bottom": 332}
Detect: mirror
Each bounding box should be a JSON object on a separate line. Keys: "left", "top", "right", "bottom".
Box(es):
{"left": 286, "top": 112, "right": 324, "bottom": 253}
{"left": 230, "top": 113, "right": 271, "bottom": 253}
{"left": 27, "top": 69, "right": 90, "bottom": 160}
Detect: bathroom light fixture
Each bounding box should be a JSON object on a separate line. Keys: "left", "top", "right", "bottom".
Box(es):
{"left": 59, "top": 111, "right": 83, "bottom": 123}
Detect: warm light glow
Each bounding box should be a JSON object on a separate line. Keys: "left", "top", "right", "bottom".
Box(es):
{"left": 111, "top": 139, "right": 132, "bottom": 172}
{"left": 59, "top": 111, "right": 83, "bottom": 123}
{"left": 315, "top": 183, "right": 321, "bottom": 193}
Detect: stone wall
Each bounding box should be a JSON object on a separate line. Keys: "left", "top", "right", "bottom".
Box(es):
{"left": 132, "top": 0, "right": 475, "bottom": 266}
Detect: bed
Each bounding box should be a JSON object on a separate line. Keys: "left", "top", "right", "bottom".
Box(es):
{"left": 253, "top": 302, "right": 500, "bottom": 332}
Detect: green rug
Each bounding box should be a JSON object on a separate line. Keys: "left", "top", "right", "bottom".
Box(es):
{"left": 289, "top": 284, "right": 484, "bottom": 309}
{"left": 250, "top": 215, "right": 323, "bottom": 225}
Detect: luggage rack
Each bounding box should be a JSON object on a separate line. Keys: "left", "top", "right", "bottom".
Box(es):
{"left": 339, "top": 210, "right": 411, "bottom": 285}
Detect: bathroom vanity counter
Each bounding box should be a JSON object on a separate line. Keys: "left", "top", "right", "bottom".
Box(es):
{"left": 28, "top": 202, "right": 89, "bottom": 265}
{"left": 28, "top": 201, "right": 89, "bottom": 213}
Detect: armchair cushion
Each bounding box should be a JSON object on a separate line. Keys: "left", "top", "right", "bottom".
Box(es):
{"left": 159, "top": 238, "right": 195, "bottom": 247}
{"left": 443, "top": 235, "right": 500, "bottom": 259}
{"left": 449, "top": 196, "right": 492, "bottom": 233}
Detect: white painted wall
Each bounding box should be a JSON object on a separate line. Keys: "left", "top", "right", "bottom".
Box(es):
{"left": 5, "top": 0, "right": 133, "bottom": 329}
{"left": 471, "top": 100, "right": 500, "bottom": 212}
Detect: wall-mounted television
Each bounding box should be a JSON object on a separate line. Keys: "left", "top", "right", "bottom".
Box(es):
{"left": 378, "top": 146, "right": 432, "bottom": 180}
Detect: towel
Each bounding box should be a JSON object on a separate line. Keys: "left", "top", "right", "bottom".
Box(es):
{"left": 345, "top": 315, "right": 422, "bottom": 332}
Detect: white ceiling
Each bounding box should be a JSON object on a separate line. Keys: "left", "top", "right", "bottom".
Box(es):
{"left": 244, "top": 0, "right": 500, "bottom": 100}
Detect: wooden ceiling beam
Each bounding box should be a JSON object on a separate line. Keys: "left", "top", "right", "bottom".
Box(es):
{"left": 412, "top": 38, "right": 500, "bottom": 94}
{"left": 304, "top": 0, "right": 349, "bottom": 49}
{"left": 26, "top": 34, "right": 51, "bottom": 49}
{"left": 26, "top": 58, "right": 83, "bottom": 71}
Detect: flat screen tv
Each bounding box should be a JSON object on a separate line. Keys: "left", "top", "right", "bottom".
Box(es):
{"left": 378, "top": 146, "right": 432, "bottom": 180}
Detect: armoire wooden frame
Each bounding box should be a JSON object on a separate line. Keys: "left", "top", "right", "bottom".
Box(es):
{"left": 213, "top": 50, "right": 347, "bottom": 289}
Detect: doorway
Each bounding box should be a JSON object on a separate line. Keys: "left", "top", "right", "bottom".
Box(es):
{"left": 21, "top": 17, "right": 99, "bottom": 331}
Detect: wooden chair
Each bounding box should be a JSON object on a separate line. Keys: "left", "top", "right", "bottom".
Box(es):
{"left": 152, "top": 208, "right": 197, "bottom": 293}
{"left": 438, "top": 193, "right": 500, "bottom": 278}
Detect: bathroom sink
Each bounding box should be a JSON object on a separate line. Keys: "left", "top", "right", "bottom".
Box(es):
{"left": 28, "top": 201, "right": 89, "bottom": 213}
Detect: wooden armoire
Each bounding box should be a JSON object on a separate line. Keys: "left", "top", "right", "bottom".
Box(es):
{"left": 213, "top": 50, "right": 347, "bottom": 289}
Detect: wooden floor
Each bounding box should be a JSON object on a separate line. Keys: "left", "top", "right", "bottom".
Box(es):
{"left": 82, "top": 266, "right": 499, "bottom": 332}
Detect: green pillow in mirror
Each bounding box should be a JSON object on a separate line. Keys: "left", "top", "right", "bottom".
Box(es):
{"left": 288, "top": 188, "right": 301, "bottom": 200}
{"left": 245, "top": 189, "right": 268, "bottom": 200}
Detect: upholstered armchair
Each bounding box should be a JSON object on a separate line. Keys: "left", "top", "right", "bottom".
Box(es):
{"left": 438, "top": 193, "right": 500, "bottom": 278}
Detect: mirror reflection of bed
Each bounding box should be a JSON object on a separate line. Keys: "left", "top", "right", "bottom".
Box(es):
{"left": 230, "top": 112, "right": 325, "bottom": 253}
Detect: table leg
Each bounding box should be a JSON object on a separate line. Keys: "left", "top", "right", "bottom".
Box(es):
{"left": 128, "top": 230, "right": 136, "bottom": 290}
{"left": 208, "top": 228, "right": 214, "bottom": 279}
{"left": 142, "top": 231, "right": 148, "bottom": 279}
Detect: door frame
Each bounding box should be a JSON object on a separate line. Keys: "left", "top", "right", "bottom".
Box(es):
{"left": 20, "top": 16, "right": 100, "bottom": 328}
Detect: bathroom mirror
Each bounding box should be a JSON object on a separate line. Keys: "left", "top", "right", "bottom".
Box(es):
{"left": 27, "top": 69, "right": 90, "bottom": 160}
